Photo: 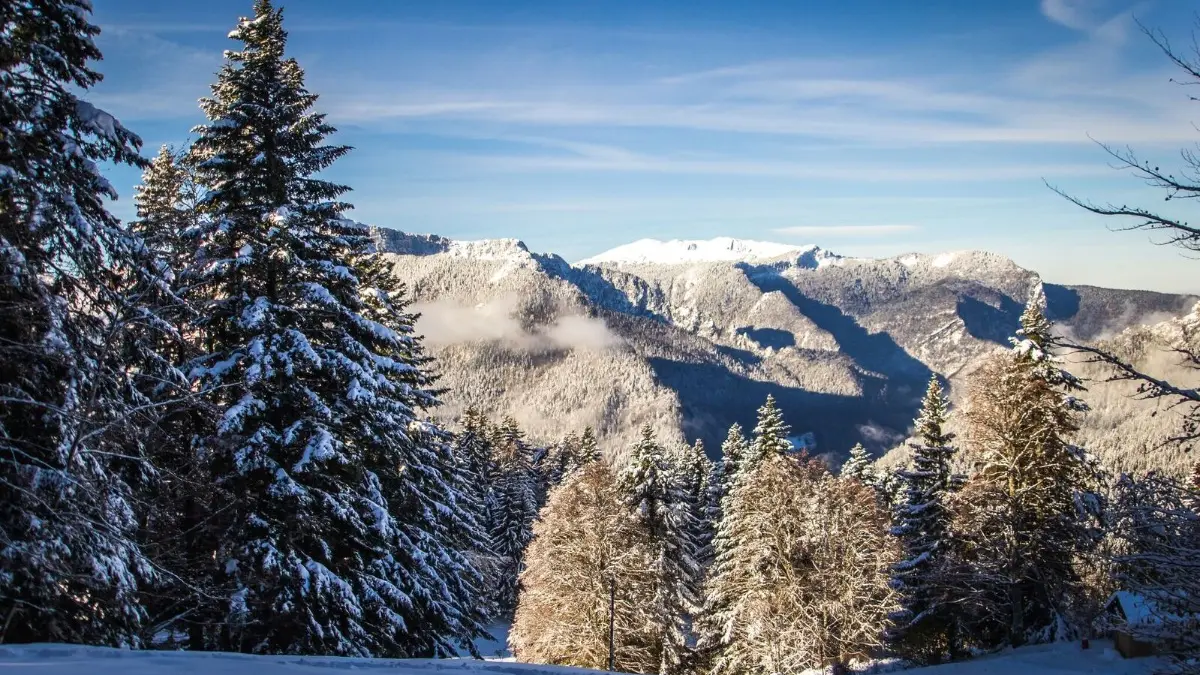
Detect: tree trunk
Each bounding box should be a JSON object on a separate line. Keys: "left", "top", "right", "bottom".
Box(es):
{"left": 1009, "top": 583, "right": 1026, "bottom": 647}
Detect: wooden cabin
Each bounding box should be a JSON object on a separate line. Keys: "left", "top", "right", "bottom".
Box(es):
{"left": 1102, "top": 591, "right": 1160, "bottom": 658}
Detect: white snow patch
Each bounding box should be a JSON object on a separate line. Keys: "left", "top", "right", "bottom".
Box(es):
{"left": 932, "top": 252, "right": 959, "bottom": 268}
{"left": 1, "top": 639, "right": 1158, "bottom": 675}
{"left": 448, "top": 238, "right": 532, "bottom": 261}
{"left": 0, "top": 643, "right": 611, "bottom": 672}
{"left": 900, "top": 254, "right": 922, "bottom": 267}
{"left": 580, "top": 237, "right": 815, "bottom": 266}
{"left": 823, "top": 639, "right": 1166, "bottom": 675}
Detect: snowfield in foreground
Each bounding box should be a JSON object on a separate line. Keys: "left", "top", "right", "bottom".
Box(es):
{"left": 0, "top": 644, "right": 566, "bottom": 675}
{"left": 0, "top": 640, "right": 1164, "bottom": 675}
{"left": 860, "top": 641, "right": 1164, "bottom": 675}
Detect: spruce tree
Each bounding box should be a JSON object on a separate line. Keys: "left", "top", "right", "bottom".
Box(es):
{"left": 959, "top": 291, "right": 1102, "bottom": 646}
{"left": 126, "top": 143, "right": 212, "bottom": 646}
{"left": 451, "top": 407, "right": 502, "bottom": 608}
{"left": 699, "top": 409, "right": 794, "bottom": 670}
{"left": 841, "top": 443, "right": 875, "bottom": 483}
{"left": 579, "top": 426, "right": 601, "bottom": 465}
{"left": 183, "top": 0, "right": 484, "bottom": 655}
{"left": 887, "top": 377, "right": 962, "bottom": 664}
{"left": 744, "top": 395, "right": 792, "bottom": 475}
{"left": 0, "top": 0, "right": 164, "bottom": 645}
{"left": 620, "top": 426, "right": 700, "bottom": 675}
{"left": 353, "top": 251, "right": 491, "bottom": 653}
{"left": 716, "top": 423, "right": 749, "bottom": 504}
{"left": 489, "top": 417, "right": 539, "bottom": 616}
{"left": 551, "top": 430, "right": 581, "bottom": 481}
{"left": 682, "top": 439, "right": 715, "bottom": 565}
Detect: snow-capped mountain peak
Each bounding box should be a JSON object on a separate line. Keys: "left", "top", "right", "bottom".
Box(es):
{"left": 579, "top": 237, "right": 820, "bottom": 266}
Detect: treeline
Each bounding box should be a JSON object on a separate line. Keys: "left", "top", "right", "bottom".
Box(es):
{"left": 509, "top": 298, "right": 1200, "bottom": 673}
{"left": 452, "top": 408, "right": 604, "bottom": 618}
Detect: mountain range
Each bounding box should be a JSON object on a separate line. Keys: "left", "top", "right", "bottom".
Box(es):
{"left": 374, "top": 227, "right": 1197, "bottom": 471}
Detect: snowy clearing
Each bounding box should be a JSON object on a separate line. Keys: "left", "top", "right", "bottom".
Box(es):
{"left": 0, "top": 644, "right": 569, "bottom": 675}
{"left": 862, "top": 640, "right": 1165, "bottom": 675}
{"left": 0, "top": 640, "right": 1162, "bottom": 675}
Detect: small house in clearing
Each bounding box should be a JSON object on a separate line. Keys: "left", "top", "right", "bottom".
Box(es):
{"left": 1102, "top": 591, "right": 1162, "bottom": 658}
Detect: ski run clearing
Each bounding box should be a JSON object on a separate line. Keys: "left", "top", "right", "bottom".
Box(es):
{"left": 0, "top": 640, "right": 1164, "bottom": 675}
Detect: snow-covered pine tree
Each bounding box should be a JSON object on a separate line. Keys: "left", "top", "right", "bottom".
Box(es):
{"left": 578, "top": 426, "right": 601, "bottom": 465}
{"left": 620, "top": 426, "right": 701, "bottom": 675}
{"left": 744, "top": 395, "right": 792, "bottom": 475}
{"left": 841, "top": 443, "right": 875, "bottom": 484}
{"left": 887, "top": 377, "right": 963, "bottom": 664}
{"left": 124, "top": 142, "right": 216, "bottom": 647}
{"left": 352, "top": 247, "right": 491, "bottom": 652}
{"left": 454, "top": 407, "right": 498, "bottom": 533}
{"left": 510, "top": 461, "right": 661, "bottom": 671}
{"left": 183, "top": 0, "right": 485, "bottom": 656}
{"left": 682, "top": 440, "right": 715, "bottom": 565}
{"left": 489, "top": 417, "right": 540, "bottom": 616}
{"left": 548, "top": 431, "right": 580, "bottom": 483}
{"left": 0, "top": 0, "right": 164, "bottom": 646}
{"left": 697, "top": 408, "right": 796, "bottom": 672}
{"left": 716, "top": 423, "right": 749, "bottom": 504}
{"left": 131, "top": 145, "right": 200, "bottom": 279}
{"left": 958, "top": 289, "right": 1103, "bottom": 647}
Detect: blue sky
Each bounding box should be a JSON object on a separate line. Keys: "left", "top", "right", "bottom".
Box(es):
{"left": 89, "top": 0, "right": 1200, "bottom": 293}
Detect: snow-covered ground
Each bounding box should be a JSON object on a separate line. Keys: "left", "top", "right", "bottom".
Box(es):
{"left": 0, "top": 640, "right": 1162, "bottom": 675}
{"left": 855, "top": 640, "right": 1164, "bottom": 675}
{"left": 0, "top": 644, "right": 568, "bottom": 675}
{"left": 465, "top": 622, "right": 511, "bottom": 660}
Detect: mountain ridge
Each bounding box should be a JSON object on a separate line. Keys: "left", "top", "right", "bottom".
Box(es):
{"left": 372, "top": 226, "right": 1197, "bottom": 471}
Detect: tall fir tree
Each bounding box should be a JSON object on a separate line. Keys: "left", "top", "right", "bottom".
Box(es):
{"left": 698, "top": 407, "right": 794, "bottom": 670}
{"left": 352, "top": 249, "right": 492, "bottom": 652}
{"left": 682, "top": 439, "right": 715, "bottom": 565}
{"left": 620, "top": 426, "right": 701, "bottom": 675}
{"left": 744, "top": 395, "right": 792, "bottom": 475}
{"left": 715, "top": 423, "right": 749, "bottom": 505}
{"left": 958, "top": 289, "right": 1102, "bottom": 646}
{"left": 125, "top": 142, "right": 213, "bottom": 646}
{"left": 887, "top": 377, "right": 963, "bottom": 664}
{"left": 489, "top": 417, "right": 540, "bottom": 616}
{"left": 0, "top": 0, "right": 166, "bottom": 645}
{"left": 130, "top": 145, "right": 199, "bottom": 276}
{"left": 578, "top": 426, "right": 601, "bottom": 465}
{"left": 182, "top": 0, "right": 484, "bottom": 655}
{"left": 451, "top": 407, "right": 502, "bottom": 606}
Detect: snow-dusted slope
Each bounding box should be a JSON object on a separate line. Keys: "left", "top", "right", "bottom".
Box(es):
{"left": 372, "top": 226, "right": 1196, "bottom": 471}
{"left": 579, "top": 237, "right": 819, "bottom": 265}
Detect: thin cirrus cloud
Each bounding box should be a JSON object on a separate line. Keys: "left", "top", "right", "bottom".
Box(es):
{"left": 773, "top": 225, "right": 918, "bottom": 238}
{"left": 1041, "top": 0, "right": 1106, "bottom": 32}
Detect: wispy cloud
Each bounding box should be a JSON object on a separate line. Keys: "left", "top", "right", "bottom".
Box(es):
{"left": 1041, "top": 0, "right": 1105, "bottom": 31}
{"left": 774, "top": 225, "right": 918, "bottom": 237}
{"left": 455, "top": 138, "right": 1116, "bottom": 181}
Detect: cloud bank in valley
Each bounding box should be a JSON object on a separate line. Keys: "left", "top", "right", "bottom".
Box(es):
{"left": 413, "top": 296, "right": 621, "bottom": 352}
